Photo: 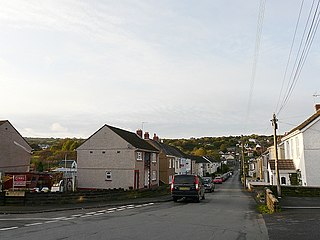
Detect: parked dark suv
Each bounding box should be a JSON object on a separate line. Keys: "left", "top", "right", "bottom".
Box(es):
{"left": 171, "top": 174, "right": 205, "bottom": 202}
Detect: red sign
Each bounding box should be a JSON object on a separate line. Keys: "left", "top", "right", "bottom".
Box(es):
{"left": 13, "top": 175, "right": 27, "bottom": 187}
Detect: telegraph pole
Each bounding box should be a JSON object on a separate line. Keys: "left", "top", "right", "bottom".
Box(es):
{"left": 241, "top": 135, "right": 246, "bottom": 189}
{"left": 271, "top": 113, "right": 281, "bottom": 197}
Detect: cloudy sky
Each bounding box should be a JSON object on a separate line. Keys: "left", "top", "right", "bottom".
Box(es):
{"left": 1, "top": 0, "right": 320, "bottom": 139}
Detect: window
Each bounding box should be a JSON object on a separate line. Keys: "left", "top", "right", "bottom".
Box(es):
{"left": 281, "top": 177, "right": 286, "bottom": 185}
{"left": 169, "top": 159, "right": 172, "bottom": 168}
{"left": 105, "top": 171, "right": 112, "bottom": 181}
{"left": 136, "top": 152, "right": 143, "bottom": 161}
{"left": 90, "top": 151, "right": 93, "bottom": 154}
{"left": 295, "top": 137, "right": 300, "bottom": 158}
{"left": 102, "top": 151, "right": 106, "bottom": 154}
{"left": 175, "top": 160, "right": 179, "bottom": 169}
{"left": 151, "top": 153, "right": 157, "bottom": 163}
{"left": 152, "top": 171, "right": 157, "bottom": 181}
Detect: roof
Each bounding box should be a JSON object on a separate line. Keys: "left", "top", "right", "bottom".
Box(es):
{"left": 268, "top": 159, "right": 296, "bottom": 171}
{"left": 188, "top": 155, "right": 208, "bottom": 163}
{"left": 287, "top": 111, "right": 320, "bottom": 135}
{"left": 58, "top": 160, "right": 77, "bottom": 168}
{"left": 0, "top": 120, "right": 32, "bottom": 151}
{"left": 0, "top": 120, "right": 7, "bottom": 126}
{"left": 147, "top": 140, "right": 186, "bottom": 157}
{"left": 107, "top": 125, "right": 158, "bottom": 152}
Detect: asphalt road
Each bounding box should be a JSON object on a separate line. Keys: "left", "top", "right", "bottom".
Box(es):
{"left": 0, "top": 171, "right": 268, "bottom": 240}
{"left": 264, "top": 208, "right": 320, "bottom": 240}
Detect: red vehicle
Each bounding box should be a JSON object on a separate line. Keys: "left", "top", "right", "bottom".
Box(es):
{"left": 213, "top": 176, "right": 223, "bottom": 184}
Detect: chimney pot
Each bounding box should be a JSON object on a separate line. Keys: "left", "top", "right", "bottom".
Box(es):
{"left": 136, "top": 129, "right": 143, "bottom": 138}
{"left": 316, "top": 104, "right": 320, "bottom": 112}
{"left": 153, "top": 133, "right": 159, "bottom": 142}
{"left": 144, "top": 132, "right": 149, "bottom": 139}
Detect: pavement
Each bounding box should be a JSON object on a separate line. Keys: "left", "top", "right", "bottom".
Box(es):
{"left": 0, "top": 194, "right": 172, "bottom": 214}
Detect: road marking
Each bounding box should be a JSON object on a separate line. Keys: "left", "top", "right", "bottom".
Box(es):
{"left": 45, "top": 220, "right": 59, "bottom": 224}
{"left": 61, "top": 217, "right": 75, "bottom": 220}
{"left": 72, "top": 214, "right": 82, "bottom": 217}
{"left": 93, "top": 213, "right": 104, "bottom": 216}
{"left": 25, "top": 222, "right": 43, "bottom": 227}
{"left": 54, "top": 217, "right": 68, "bottom": 220}
{"left": 108, "top": 208, "right": 117, "bottom": 211}
{"left": 106, "top": 210, "right": 115, "bottom": 213}
{"left": 116, "top": 208, "right": 125, "bottom": 211}
{"left": 135, "top": 205, "right": 143, "bottom": 208}
{"left": 0, "top": 226, "right": 19, "bottom": 231}
{"left": 97, "top": 210, "right": 106, "bottom": 213}
{"left": 126, "top": 206, "right": 135, "bottom": 209}
{"left": 80, "top": 215, "right": 91, "bottom": 218}
{"left": 85, "top": 212, "right": 97, "bottom": 215}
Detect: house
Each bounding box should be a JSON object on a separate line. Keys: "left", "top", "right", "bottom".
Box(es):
{"left": 281, "top": 104, "right": 320, "bottom": 186}
{"left": 52, "top": 160, "right": 77, "bottom": 178}
{"left": 0, "top": 120, "right": 32, "bottom": 174}
{"left": 76, "top": 125, "right": 159, "bottom": 190}
{"left": 203, "top": 156, "right": 220, "bottom": 174}
{"left": 146, "top": 133, "right": 191, "bottom": 184}
{"left": 189, "top": 155, "right": 208, "bottom": 177}
{"left": 267, "top": 159, "right": 296, "bottom": 186}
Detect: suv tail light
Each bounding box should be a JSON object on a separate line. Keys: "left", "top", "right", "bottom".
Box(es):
{"left": 171, "top": 176, "right": 175, "bottom": 191}
{"left": 195, "top": 176, "right": 199, "bottom": 190}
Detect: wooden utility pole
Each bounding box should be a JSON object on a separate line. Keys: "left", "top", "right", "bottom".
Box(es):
{"left": 271, "top": 113, "right": 281, "bottom": 197}
{"left": 241, "top": 135, "right": 246, "bottom": 189}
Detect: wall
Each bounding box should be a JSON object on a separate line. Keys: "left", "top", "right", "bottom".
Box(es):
{"left": 303, "top": 120, "right": 320, "bottom": 186}
{"left": 0, "top": 121, "right": 31, "bottom": 173}
{"left": 77, "top": 126, "right": 136, "bottom": 190}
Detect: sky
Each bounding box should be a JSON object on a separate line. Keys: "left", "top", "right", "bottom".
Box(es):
{"left": 1, "top": 0, "right": 320, "bottom": 139}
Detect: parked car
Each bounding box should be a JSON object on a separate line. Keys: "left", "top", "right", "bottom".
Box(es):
{"left": 40, "top": 187, "right": 50, "bottom": 192}
{"left": 203, "top": 177, "right": 215, "bottom": 192}
{"left": 213, "top": 176, "right": 223, "bottom": 184}
{"left": 171, "top": 174, "right": 205, "bottom": 203}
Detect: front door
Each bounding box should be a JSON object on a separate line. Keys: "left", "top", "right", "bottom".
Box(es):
{"left": 134, "top": 170, "right": 139, "bottom": 190}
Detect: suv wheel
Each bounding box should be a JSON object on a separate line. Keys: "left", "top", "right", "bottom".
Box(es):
{"left": 194, "top": 196, "right": 200, "bottom": 203}
{"left": 202, "top": 194, "right": 205, "bottom": 200}
{"left": 173, "top": 197, "right": 178, "bottom": 202}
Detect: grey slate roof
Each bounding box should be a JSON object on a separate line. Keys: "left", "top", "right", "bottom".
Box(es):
{"left": 147, "top": 140, "right": 187, "bottom": 158}
{"left": 188, "top": 155, "right": 208, "bottom": 163}
{"left": 107, "top": 125, "right": 158, "bottom": 152}
{"left": 287, "top": 111, "right": 320, "bottom": 134}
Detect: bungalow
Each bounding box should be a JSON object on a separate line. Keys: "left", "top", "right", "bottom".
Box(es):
{"left": 267, "top": 159, "right": 296, "bottom": 186}
{"left": 76, "top": 125, "right": 159, "bottom": 190}
{"left": 0, "top": 120, "right": 32, "bottom": 174}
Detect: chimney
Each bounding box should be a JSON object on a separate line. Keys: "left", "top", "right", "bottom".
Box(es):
{"left": 144, "top": 132, "right": 150, "bottom": 139}
{"left": 315, "top": 104, "right": 320, "bottom": 112}
{"left": 136, "top": 129, "right": 143, "bottom": 138}
{"left": 153, "top": 133, "right": 159, "bottom": 142}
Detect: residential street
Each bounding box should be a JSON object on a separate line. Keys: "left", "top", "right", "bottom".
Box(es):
{"left": 0, "top": 171, "right": 268, "bottom": 240}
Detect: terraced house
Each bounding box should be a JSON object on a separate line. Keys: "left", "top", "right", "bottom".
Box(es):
{"left": 77, "top": 125, "right": 159, "bottom": 190}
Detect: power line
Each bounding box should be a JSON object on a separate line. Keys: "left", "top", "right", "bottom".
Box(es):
{"left": 275, "top": 0, "right": 305, "bottom": 113}
{"left": 244, "top": 0, "right": 266, "bottom": 130}
{"left": 277, "top": 0, "right": 320, "bottom": 115}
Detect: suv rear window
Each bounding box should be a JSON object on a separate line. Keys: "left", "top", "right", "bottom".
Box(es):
{"left": 174, "top": 175, "right": 196, "bottom": 184}
{"left": 203, "top": 179, "right": 211, "bottom": 183}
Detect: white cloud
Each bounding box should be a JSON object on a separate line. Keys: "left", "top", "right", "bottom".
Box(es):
{"left": 51, "top": 123, "right": 68, "bottom": 132}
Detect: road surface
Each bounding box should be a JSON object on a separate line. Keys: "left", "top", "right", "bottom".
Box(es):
{"left": 0, "top": 171, "right": 268, "bottom": 240}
